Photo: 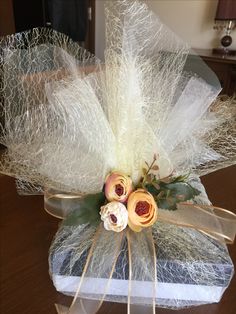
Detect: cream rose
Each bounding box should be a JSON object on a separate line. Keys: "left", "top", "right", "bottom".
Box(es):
{"left": 127, "top": 189, "right": 158, "bottom": 232}
{"left": 104, "top": 171, "right": 133, "bottom": 203}
{"left": 100, "top": 201, "right": 128, "bottom": 232}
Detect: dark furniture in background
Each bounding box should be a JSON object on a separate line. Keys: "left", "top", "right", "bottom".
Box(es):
{"left": 195, "top": 49, "right": 236, "bottom": 96}
{"left": 12, "top": 0, "right": 47, "bottom": 32}
{"left": 0, "top": 0, "right": 95, "bottom": 53}
{"left": 0, "top": 0, "right": 15, "bottom": 36}
{"left": 0, "top": 166, "right": 236, "bottom": 314}
{"left": 48, "top": 0, "right": 88, "bottom": 43}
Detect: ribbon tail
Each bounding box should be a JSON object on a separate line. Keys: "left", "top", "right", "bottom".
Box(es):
{"left": 55, "top": 299, "right": 104, "bottom": 314}
{"left": 127, "top": 228, "right": 157, "bottom": 314}
{"left": 55, "top": 304, "right": 69, "bottom": 314}
{"left": 56, "top": 223, "right": 124, "bottom": 314}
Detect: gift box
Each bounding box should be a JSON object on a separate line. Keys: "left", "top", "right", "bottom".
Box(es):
{"left": 1, "top": 0, "right": 236, "bottom": 313}
{"left": 49, "top": 177, "right": 234, "bottom": 309}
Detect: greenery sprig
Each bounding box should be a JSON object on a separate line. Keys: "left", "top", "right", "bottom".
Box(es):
{"left": 139, "top": 155, "right": 200, "bottom": 211}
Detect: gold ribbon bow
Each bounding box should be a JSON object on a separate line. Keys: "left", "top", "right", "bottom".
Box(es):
{"left": 44, "top": 191, "right": 236, "bottom": 314}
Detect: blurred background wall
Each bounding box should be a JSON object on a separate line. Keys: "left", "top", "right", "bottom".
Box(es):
{"left": 95, "top": 0, "right": 236, "bottom": 59}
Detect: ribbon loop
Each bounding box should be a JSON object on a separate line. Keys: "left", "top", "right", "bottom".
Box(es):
{"left": 44, "top": 189, "right": 85, "bottom": 219}
{"left": 55, "top": 304, "right": 69, "bottom": 314}
{"left": 159, "top": 203, "right": 236, "bottom": 243}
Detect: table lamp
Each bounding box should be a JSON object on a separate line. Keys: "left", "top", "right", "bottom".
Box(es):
{"left": 213, "top": 0, "right": 236, "bottom": 56}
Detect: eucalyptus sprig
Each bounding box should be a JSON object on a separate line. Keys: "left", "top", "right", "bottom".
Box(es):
{"left": 139, "top": 156, "right": 200, "bottom": 211}
{"left": 139, "top": 154, "right": 159, "bottom": 188}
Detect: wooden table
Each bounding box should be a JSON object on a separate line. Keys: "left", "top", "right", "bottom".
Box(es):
{"left": 0, "top": 166, "right": 236, "bottom": 314}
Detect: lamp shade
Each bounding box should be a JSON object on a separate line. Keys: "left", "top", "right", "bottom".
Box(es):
{"left": 215, "top": 0, "right": 236, "bottom": 20}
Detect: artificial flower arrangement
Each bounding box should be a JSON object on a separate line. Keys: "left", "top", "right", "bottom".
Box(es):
{"left": 72, "top": 155, "right": 200, "bottom": 233}
{"left": 0, "top": 0, "right": 236, "bottom": 313}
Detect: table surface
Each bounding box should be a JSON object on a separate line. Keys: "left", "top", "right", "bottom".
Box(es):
{"left": 0, "top": 166, "right": 236, "bottom": 314}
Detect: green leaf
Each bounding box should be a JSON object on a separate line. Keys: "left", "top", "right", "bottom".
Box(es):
{"left": 145, "top": 183, "right": 159, "bottom": 195}
{"left": 159, "top": 176, "right": 172, "bottom": 184}
{"left": 170, "top": 174, "right": 189, "bottom": 183}
{"left": 152, "top": 182, "right": 160, "bottom": 190}
{"left": 157, "top": 182, "right": 200, "bottom": 210}
{"left": 63, "top": 192, "right": 106, "bottom": 226}
{"left": 156, "top": 190, "right": 165, "bottom": 199}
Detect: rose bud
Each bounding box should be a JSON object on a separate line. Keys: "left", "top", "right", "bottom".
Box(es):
{"left": 100, "top": 201, "right": 128, "bottom": 232}
{"left": 105, "top": 171, "right": 133, "bottom": 203}
{"left": 127, "top": 189, "right": 158, "bottom": 232}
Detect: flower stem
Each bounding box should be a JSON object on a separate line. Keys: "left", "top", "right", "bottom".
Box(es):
{"left": 145, "top": 155, "right": 157, "bottom": 177}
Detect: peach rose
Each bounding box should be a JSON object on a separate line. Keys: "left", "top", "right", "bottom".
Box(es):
{"left": 100, "top": 201, "right": 128, "bottom": 232}
{"left": 105, "top": 171, "right": 133, "bottom": 203}
{"left": 127, "top": 189, "right": 158, "bottom": 232}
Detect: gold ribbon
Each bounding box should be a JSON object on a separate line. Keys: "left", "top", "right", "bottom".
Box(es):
{"left": 127, "top": 228, "right": 157, "bottom": 314}
{"left": 44, "top": 192, "right": 236, "bottom": 314}
{"left": 158, "top": 203, "right": 236, "bottom": 244}
{"left": 44, "top": 189, "right": 84, "bottom": 219}
{"left": 55, "top": 227, "right": 157, "bottom": 314}
{"left": 55, "top": 224, "right": 125, "bottom": 314}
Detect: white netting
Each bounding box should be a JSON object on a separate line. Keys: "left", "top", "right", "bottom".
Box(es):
{"left": 1, "top": 0, "right": 235, "bottom": 195}
{"left": 0, "top": 28, "right": 115, "bottom": 193}
{"left": 195, "top": 96, "right": 236, "bottom": 176}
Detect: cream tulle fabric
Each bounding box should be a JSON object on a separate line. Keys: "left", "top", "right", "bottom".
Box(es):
{"left": 0, "top": 0, "right": 235, "bottom": 195}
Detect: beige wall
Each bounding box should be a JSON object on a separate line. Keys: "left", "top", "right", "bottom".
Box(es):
{"left": 95, "top": 0, "right": 236, "bottom": 59}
